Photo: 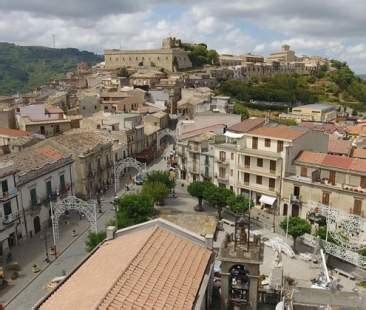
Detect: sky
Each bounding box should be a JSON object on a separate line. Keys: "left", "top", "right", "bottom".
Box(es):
{"left": 0, "top": 0, "right": 366, "bottom": 73}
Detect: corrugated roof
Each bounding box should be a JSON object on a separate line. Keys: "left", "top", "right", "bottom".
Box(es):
{"left": 296, "top": 151, "right": 366, "bottom": 174}
{"left": 248, "top": 125, "right": 308, "bottom": 141}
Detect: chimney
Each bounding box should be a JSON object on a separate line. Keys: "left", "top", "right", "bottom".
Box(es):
{"left": 205, "top": 234, "right": 214, "bottom": 249}
{"left": 106, "top": 226, "right": 117, "bottom": 240}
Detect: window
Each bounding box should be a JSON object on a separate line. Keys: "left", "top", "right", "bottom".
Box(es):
{"left": 40, "top": 126, "right": 45, "bottom": 135}
{"left": 1, "top": 180, "right": 8, "bottom": 194}
{"left": 256, "top": 175, "right": 262, "bottom": 185}
{"left": 277, "top": 140, "right": 284, "bottom": 152}
{"left": 257, "top": 158, "right": 263, "bottom": 167}
{"left": 245, "top": 156, "right": 250, "bottom": 167}
{"left": 300, "top": 167, "right": 308, "bottom": 177}
{"left": 252, "top": 137, "right": 258, "bottom": 149}
{"left": 265, "top": 138, "right": 271, "bottom": 147}
{"left": 60, "top": 174, "right": 65, "bottom": 192}
{"left": 205, "top": 166, "right": 209, "bottom": 177}
{"left": 219, "top": 151, "right": 226, "bottom": 161}
{"left": 3, "top": 202, "right": 12, "bottom": 216}
{"left": 294, "top": 186, "right": 300, "bottom": 197}
{"left": 46, "top": 180, "right": 52, "bottom": 198}
{"left": 353, "top": 199, "right": 362, "bottom": 216}
{"left": 361, "top": 176, "right": 366, "bottom": 189}
{"left": 30, "top": 188, "right": 37, "bottom": 206}
{"left": 269, "top": 178, "right": 275, "bottom": 189}
{"left": 231, "top": 153, "right": 234, "bottom": 160}
{"left": 270, "top": 160, "right": 276, "bottom": 173}
{"left": 329, "top": 171, "right": 336, "bottom": 185}
{"left": 322, "top": 192, "right": 330, "bottom": 205}
{"left": 219, "top": 167, "right": 226, "bottom": 178}
{"left": 244, "top": 173, "right": 250, "bottom": 184}
{"left": 230, "top": 169, "right": 233, "bottom": 176}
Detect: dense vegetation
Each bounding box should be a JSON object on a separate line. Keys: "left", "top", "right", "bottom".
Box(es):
{"left": 0, "top": 42, "right": 102, "bottom": 95}
{"left": 218, "top": 60, "right": 366, "bottom": 112}
{"left": 182, "top": 43, "right": 219, "bottom": 68}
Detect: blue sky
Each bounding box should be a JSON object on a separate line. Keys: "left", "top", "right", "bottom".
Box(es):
{"left": 0, "top": 0, "right": 365, "bottom": 72}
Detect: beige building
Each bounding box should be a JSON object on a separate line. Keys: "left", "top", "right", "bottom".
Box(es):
{"left": 129, "top": 69, "right": 167, "bottom": 90}
{"left": 100, "top": 87, "right": 145, "bottom": 113}
{"left": 144, "top": 111, "right": 169, "bottom": 129}
{"left": 219, "top": 54, "right": 264, "bottom": 66}
{"left": 282, "top": 151, "right": 366, "bottom": 218}
{"left": 45, "top": 131, "right": 113, "bottom": 199}
{"left": 0, "top": 99, "right": 16, "bottom": 129}
{"left": 213, "top": 126, "right": 328, "bottom": 208}
{"left": 267, "top": 44, "right": 297, "bottom": 62}
{"left": 16, "top": 104, "right": 81, "bottom": 137}
{"left": 0, "top": 127, "right": 41, "bottom": 153}
{"left": 104, "top": 37, "right": 192, "bottom": 72}
{"left": 279, "top": 103, "right": 338, "bottom": 123}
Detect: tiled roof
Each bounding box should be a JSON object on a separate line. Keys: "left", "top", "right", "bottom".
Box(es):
{"left": 37, "top": 220, "right": 212, "bottom": 310}
{"left": 228, "top": 118, "right": 265, "bottom": 133}
{"left": 248, "top": 125, "right": 308, "bottom": 141}
{"left": 296, "top": 151, "right": 366, "bottom": 174}
{"left": 0, "top": 127, "right": 31, "bottom": 137}
{"left": 346, "top": 123, "right": 366, "bottom": 136}
{"left": 300, "top": 122, "right": 345, "bottom": 134}
{"left": 98, "top": 227, "right": 211, "bottom": 309}
{"left": 328, "top": 137, "right": 352, "bottom": 155}
{"left": 352, "top": 148, "right": 366, "bottom": 159}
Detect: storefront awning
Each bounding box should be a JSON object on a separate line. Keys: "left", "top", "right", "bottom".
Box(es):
{"left": 259, "top": 195, "right": 277, "bottom": 206}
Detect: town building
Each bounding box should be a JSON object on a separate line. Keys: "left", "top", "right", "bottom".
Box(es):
{"left": 78, "top": 93, "right": 101, "bottom": 117}
{"left": 143, "top": 111, "right": 169, "bottom": 129}
{"left": 327, "top": 136, "right": 352, "bottom": 156}
{"left": 100, "top": 87, "right": 145, "bottom": 113}
{"left": 104, "top": 37, "right": 192, "bottom": 72}
{"left": 0, "top": 161, "right": 19, "bottom": 257}
{"left": 267, "top": 45, "right": 297, "bottom": 62}
{"left": 129, "top": 69, "right": 167, "bottom": 90}
{"left": 35, "top": 219, "right": 214, "bottom": 310}
{"left": 177, "top": 88, "right": 213, "bottom": 118}
{"left": 45, "top": 131, "right": 113, "bottom": 199}
{"left": 0, "top": 127, "right": 41, "bottom": 153}
{"left": 213, "top": 126, "right": 328, "bottom": 209}
{"left": 1, "top": 143, "right": 74, "bottom": 238}
{"left": 282, "top": 151, "right": 366, "bottom": 217}
{"left": 16, "top": 104, "right": 81, "bottom": 137}
{"left": 0, "top": 99, "right": 16, "bottom": 129}
{"left": 279, "top": 103, "right": 338, "bottom": 123}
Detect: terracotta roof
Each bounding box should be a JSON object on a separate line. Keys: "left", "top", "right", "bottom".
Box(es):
{"left": 328, "top": 137, "right": 352, "bottom": 156}
{"left": 37, "top": 220, "right": 212, "bottom": 310}
{"left": 300, "top": 122, "right": 345, "bottom": 135}
{"left": 352, "top": 148, "right": 366, "bottom": 159}
{"left": 296, "top": 151, "right": 366, "bottom": 174}
{"left": 248, "top": 125, "right": 308, "bottom": 141}
{"left": 228, "top": 118, "right": 265, "bottom": 133}
{"left": 180, "top": 124, "right": 225, "bottom": 140}
{"left": 346, "top": 123, "right": 366, "bottom": 136}
{"left": 0, "top": 127, "right": 31, "bottom": 137}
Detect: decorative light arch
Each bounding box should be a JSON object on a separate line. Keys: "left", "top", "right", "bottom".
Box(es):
{"left": 113, "top": 157, "right": 146, "bottom": 192}
{"left": 157, "top": 128, "right": 176, "bottom": 150}
{"left": 51, "top": 196, "right": 97, "bottom": 241}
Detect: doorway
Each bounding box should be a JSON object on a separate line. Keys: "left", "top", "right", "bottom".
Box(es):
{"left": 33, "top": 216, "right": 41, "bottom": 234}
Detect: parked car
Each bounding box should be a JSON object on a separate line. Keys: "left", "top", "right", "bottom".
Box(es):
{"left": 134, "top": 174, "right": 145, "bottom": 185}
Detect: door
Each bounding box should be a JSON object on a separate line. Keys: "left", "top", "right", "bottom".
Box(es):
{"left": 329, "top": 171, "right": 336, "bottom": 185}
{"left": 353, "top": 199, "right": 362, "bottom": 216}
{"left": 292, "top": 204, "right": 300, "bottom": 217}
{"left": 33, "top": 216, "right": 41, "bottom": 234}
{"left": 40, "top": 126, "right": 45, "bottom": 135}
{"left": 322, "top": 192, "right": 330, "bottom": 205}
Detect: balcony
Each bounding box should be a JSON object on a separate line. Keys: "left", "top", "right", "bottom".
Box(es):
{"left": 0, "top": 189, "right": 17, "bottom": 202}
{"left": 216, "top": 158, "right": 229, "bottom": 166}
{"left": 29, "top": 199, "right": 42, "bottom": 212}
{"left": 216, "top": 175, "right": 229, "bottom": 184}
{"left": 2, "top": 213, "right": 19, "bottom": 226}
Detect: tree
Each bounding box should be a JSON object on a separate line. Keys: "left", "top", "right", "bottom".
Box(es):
{"left": 227, "top": 195, "right": 251, "bottom": 215}
{"left": 203, "top": 185, "right": 234, "bottom": 219}
{"left": 116, "top": 193, "right": 154, "bottom": 228}
{"left": 85, "top": 231, "right": 106, "bottom": 252}
{"left": 142, "top": 181, "right": 169, "bottom": 205}
{"left": 187, "top": 181, "right": 211, "bottom": 211}
{"left": 233, "top": 102, "right": 249, "bottom": 120}
{"left": 280, "top": 217, "right": 311, "bottom": 251}
{"left": 145, "top": 170, "right": 175, "bottom": 190}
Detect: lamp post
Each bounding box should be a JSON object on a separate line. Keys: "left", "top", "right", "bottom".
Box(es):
{"left": 49, "top": 200, "right": 57, "bottom": 258}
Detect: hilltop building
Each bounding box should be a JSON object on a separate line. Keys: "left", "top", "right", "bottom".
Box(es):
{"left": 104, "top": 37, "right": 192, "bottom": 72}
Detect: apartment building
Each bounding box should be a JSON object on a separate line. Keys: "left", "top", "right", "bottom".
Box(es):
{"left": 0, "top": 161, "right": 19, "bottom": 256}
{"left": 100, "top": 87, "right": 145, "bottom": 113}
{"left": 283, "top": 151, "right": 366, "bottom": 218}
{"left": 1, "top": 144, "right": 74, "bottom": 238}
{"left": 213, "top": 126, "right": 328, "bottom": 209}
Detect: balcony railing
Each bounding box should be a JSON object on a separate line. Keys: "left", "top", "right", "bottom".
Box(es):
{"left": 30, "top": 199, "right": 42, "bottom": 211}
{"left": 0, "top": 189, "right": 17, "bottom": 202}
{"left": 2, "top": 213, "right": 19, "bottom": 226}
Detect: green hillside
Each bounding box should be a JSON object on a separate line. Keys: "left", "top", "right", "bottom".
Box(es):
{"left": 218, "top": 60, "right": 366, "bottom": 112}
{"left": 0, "top": 43, "right": 102, "bottom": 95}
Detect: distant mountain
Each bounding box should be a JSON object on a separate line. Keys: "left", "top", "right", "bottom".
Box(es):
{"left": 0, "top": 43, "right": 102, "bottom": 95}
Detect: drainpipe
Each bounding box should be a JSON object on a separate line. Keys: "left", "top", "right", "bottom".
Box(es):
{"left": 19, "top": 186, "right": 28, "bottom": 238}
